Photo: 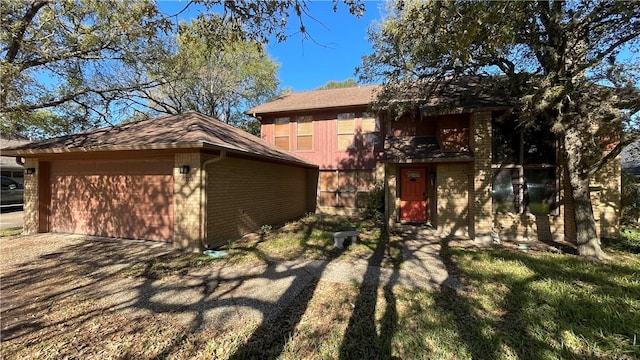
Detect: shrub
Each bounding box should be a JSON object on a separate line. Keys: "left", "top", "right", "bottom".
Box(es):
{"left": 362, "top": 183, "right": 385, "bottom": 221}
{"left": 621, "top": 171, "right": 640, "bottom": 225}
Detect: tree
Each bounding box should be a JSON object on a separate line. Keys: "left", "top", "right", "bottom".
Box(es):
{"left": 359, "top": 1, "right": 640, "bottom": 259}
{"left": 1, "top": 0, "right": 366, "bottom": 138}
{"left": 136, "top": 17, "right": 279, "bottom": 128}
{"left": 316, "top": 78, "right": 359, "bottom": 90}
{"left": 0, "top": 0, "right": 171, "bottom": 137}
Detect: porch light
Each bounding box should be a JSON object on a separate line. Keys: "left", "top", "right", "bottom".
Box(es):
{"left": 25, "top": 167, "right": 36, "bottom": 175}
{"left": 179, "top": 165, "right": 190, "bottom": 174}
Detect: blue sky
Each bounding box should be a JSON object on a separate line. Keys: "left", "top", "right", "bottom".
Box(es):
{"left": 264, "top": 1, "right": 386, "bottom": 91}
{"left": 160, "top": 1, "right": 386, "bottom": 92}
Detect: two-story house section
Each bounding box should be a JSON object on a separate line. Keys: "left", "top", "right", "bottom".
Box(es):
{"left": 248, "top": 86, "right": 383, "bottom": 215}
{"left": 248, "top": 84, "right": 620, "bottom": 245}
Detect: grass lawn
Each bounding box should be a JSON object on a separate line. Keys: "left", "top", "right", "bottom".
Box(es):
{"left": 0, "top": 227, "right": 22, "bottom": 237}
{"left": 2, "top": 217, "right": 639, "bottom": 359}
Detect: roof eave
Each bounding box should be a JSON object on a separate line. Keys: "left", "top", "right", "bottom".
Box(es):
{"left": 2, "top": 141, "right": 317, "bottom": 169}
{"left": 247, "top": 103, "right": 373, "bottom": 118}
{"left": 0, "top": 142, "right": 207, "bottom": 157}
{"left": 200, "top": 142, "right": 318, "bottom": 169}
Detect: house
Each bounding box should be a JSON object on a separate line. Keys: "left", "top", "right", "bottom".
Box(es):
{"left": 1, "top": 137, "right": 29, "bottom": 184}
{"left": 1, "top": 111, "right": 318, "bottom": 250}
{"left": 622, "top": 140, "right": 640, "bottom": 182}
{"left": 248, "top": 84, "right": 620, "bottom": 243}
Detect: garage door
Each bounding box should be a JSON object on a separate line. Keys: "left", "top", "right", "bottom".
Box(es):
{"left": 48, "top": 158, "right": 174, "bottom": 242}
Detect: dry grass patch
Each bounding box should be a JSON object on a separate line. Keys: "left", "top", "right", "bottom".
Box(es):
{"left": 221, "top": 214, "right": 401, "bottom": 268}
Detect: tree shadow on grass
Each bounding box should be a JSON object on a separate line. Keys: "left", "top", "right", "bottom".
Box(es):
{"left": 338, "top": 230, "right": 401, "bottom": 359}
{"left": 435, "top": 240, "right": 640, "bottom": 359}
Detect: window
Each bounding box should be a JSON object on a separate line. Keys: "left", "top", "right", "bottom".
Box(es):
{"left": 337, "top": 113, "right": 355, "bottom": 150}
{"left": 274, "top": 117, "right": 290, "bottom": 150}
{"left": 492, "top": 115, "right": 558, "bottom": 215}
{"left": 361, "top": 112, "right": 381, "bottom": 148}
{"left": 297, "top": 115, "right": 313, "bottom": 151}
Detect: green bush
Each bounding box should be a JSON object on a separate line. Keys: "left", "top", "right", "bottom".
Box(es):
{"left": 621, "top": 171, "right": 640, "bottom": 225}
{"left": 362, "top": 183, "right": 385, "bottom": 221}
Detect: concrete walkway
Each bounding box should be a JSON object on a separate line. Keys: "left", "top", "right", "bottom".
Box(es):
{"left": 1, "top": 230, "right": 457, "bottom": 334}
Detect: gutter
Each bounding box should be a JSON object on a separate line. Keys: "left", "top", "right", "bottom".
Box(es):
{"left": 200, "top": 151, "right": 226, "bottom": 249}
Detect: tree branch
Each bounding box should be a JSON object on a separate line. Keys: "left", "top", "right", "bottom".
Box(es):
{"left": 3, "top": 0, "right": 49, "bottom": 64}
{"left": 588, "top": 133, "right": 640, "bottom": 176}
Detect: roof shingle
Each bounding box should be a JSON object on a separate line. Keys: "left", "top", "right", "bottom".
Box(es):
{"left": 1, "top": 111, "right": 314, "bottom": 167}
{"left": 247, "top": 85, "right": 380, "bottom": 115}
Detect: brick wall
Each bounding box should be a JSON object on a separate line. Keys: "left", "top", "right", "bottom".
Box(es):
{"left": 437, "top": 163, "right": 470, "bottom": 236}
{"left": 591, "top": 156, "right": 621, "bottom": 238}
{"left": 22, "top": 158, "right": 39, "bottom": 234}
{"left": 173, "top": 152, "right": 204, "bottom": 250}
{"left": 385, "top": 163, "right": 399, "bottom": 227}
{"left": 471, "top": 111, "right": 493, "bottom": 242}
{"left": 205, "top": 156, "right": 309, "bottom": 247}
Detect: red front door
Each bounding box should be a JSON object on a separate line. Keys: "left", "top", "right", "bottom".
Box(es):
{"left": 400, "top": 168, "right": 427, "bottom": 222}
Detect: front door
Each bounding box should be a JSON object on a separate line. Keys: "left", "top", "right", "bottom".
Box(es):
{"left": 400, "top": 168, "right": 427, "bottom": 222}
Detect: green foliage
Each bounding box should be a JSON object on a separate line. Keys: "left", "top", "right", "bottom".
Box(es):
{"left": 143, "top": 16, "right": 280, "bottom": 127}
{"left": 261, "top": 224, "right": 273, "bottom": 234}
{"left": 240, "top": 119, "right": 262, "bottom": 136}
{"left": 0, "top": 0, "right": 171, "bottom": 138}
{"left": 362, "top": 183, "right": 385, "bottom": 221}
{"left": 315, "top": 78, "right": 359, "bottom": 90}
{"left": 1, "top": 0, "right": 366, "bottom": 137}
{"left": 360, "top": 0, "right": 640, "bottom": 258}
{"left": 621, "top": 171, "right": 640, "bottom": 225}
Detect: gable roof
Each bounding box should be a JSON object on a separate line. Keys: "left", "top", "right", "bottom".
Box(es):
{"left": 1, "top": 111, "right": 315, "bottom": 167}
{"left": 247, "top": 85, "right": 381, "bottom": 115}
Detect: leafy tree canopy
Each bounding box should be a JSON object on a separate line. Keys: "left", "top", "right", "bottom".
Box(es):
{"left": 360, "top": 0, "right": 640, "bottom": 259}
{"left": 1, "top": 0, "right": 365, "bottom": 138}
{"left": 315, "top": 78, "right": 359, "bottom": 90}
{"left": 133, "top": 16, "right": 279, "bottom": 130}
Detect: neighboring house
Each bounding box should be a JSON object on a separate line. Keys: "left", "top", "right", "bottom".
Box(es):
{"left": 1, "top": 111, "right": 318, "bottom": 250}
{"left": 1, "top": 138, "right": 29, "bottom": 184}
{"left": 248, "top": 85, "right": 620, "bottom": 243}
{"left": 622, "top": 140, "right": 640, "bottom": 182}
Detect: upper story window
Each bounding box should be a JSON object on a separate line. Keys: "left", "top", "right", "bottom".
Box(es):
{"left": 337, "top": 112, "right": 356, "bottom": 150}
{"left": 361, "top": 112, "right": 381, "bottom": 148}
{"left": 491, "top": 115, "right": 558, "bottom": 215}
{"left": 274, "top": 117, "right": 290, "bottom": 150}
{"left": 297, "top": 115, "right": 313, "bottom": 151}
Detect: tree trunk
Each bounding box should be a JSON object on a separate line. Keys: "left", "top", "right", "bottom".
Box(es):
{"left": 563, "top": 130, "right": 607, "bottom": 260}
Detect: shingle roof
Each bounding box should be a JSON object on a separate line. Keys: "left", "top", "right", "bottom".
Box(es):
{"left": 1, "top": 111, "right": 315, "bottom": 167}
{"left": 383, "top": 136, "right": 473, "bottom": 162}
{"left": 247, "top": 85, "right": 381, "bottom": 115}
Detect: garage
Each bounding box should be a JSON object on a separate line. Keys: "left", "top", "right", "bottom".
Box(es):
{"left": 2, "top": 111, "right": 317, "bottom": 250}
{"left": 45, "top": 157, "right": 174, "bottom": 242}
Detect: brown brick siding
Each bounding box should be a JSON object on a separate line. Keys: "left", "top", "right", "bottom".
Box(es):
{"left": 591, "top": 156, "right": 621, "bottom": 238}
{"left": 471, "top": 111, "right": 493, "bottom": 241}
{"left": 173, "top": 152, "right": 204, "bottom": 250}
{"left": 22, "top": 158, "right": 39, "bottom": 235}
{"left": 437, "top": 163, "right": 470, "bottom": 236}
{"left": 205, "top": 156, "right": 309, "bottom": 247}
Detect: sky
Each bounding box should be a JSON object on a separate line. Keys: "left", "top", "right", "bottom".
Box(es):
{"left": 159, "top": 0, "right": 387, "bottom": 92}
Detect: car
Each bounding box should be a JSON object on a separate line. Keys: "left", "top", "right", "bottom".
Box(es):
{"left": 1, "top": 176, "right": 24, "bottom": 206}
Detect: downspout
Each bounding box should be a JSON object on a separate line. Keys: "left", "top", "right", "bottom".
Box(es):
{"left": 200, "top": 151, "right": 226, "bottom": 249}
